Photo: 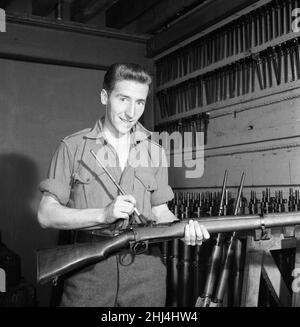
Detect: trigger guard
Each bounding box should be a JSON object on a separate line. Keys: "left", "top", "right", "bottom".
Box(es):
{"left": 130, "top": 241, "right": 149, "bottom": 254}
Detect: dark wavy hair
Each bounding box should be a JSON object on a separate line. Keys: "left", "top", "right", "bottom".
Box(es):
{"left": 102, "top": 63, "right": 152, "bottom": 94}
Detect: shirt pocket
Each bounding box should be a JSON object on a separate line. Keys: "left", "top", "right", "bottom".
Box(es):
{"left": 134, "top": 167, "right": 157, "bottom": 217}
{"left": 71, "top": 167, "right": 106, "bottom": 208}
{"left": 72, "top": 170, "right": 95, "bottom": 184}
{"left": 134, "top": 167, "right": 158, "bottom": 191}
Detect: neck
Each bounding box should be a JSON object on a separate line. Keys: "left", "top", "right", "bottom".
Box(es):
{"left": 103, "top": 116, "right": 131, "bottom": 145}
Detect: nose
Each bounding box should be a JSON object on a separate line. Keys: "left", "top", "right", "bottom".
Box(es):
{"left": 125, "top": 101, "right": 135, "bottom": 120}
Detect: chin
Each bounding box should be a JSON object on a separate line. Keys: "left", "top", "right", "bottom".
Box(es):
{"left": 116, "top": 125, "right": 131, "bottom": 135}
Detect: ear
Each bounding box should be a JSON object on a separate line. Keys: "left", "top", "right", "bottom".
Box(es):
{"left": 100, "top": 89, "right": 108, "bottom": 105}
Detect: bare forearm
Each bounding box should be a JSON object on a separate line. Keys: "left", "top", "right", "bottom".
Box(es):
{"left": 152, "top": 204, "right": 178, "bottom": 224}
{"left": 38, "top": 195, "right": 107, "bottom": 230}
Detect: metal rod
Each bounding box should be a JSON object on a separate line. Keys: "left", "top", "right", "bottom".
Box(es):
{"left": 90, "top": 149, "right": 145, "bottom": 223}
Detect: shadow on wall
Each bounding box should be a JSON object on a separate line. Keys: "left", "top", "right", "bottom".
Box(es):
{"left": 0, "top": 153, "right": 56, "bottom": 306}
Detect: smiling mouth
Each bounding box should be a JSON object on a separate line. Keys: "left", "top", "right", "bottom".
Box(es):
{"left": 120, "top": 117, "right": 134, "bottom": 124}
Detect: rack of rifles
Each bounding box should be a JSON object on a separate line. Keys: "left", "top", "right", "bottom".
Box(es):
{"left": 162, "top": 186, "right": 299, "bottom": 307}
{"left": 156, "top": 0, "right": 300, "bottom": 119}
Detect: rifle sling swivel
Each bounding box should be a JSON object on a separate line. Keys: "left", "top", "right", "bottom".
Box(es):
{"left": 259, "top": 214, "right": 268, "bottom": 238}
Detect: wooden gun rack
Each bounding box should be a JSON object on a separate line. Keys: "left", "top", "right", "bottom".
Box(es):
{"left": 240, "top": 225, "right": 300, "bottom": 307}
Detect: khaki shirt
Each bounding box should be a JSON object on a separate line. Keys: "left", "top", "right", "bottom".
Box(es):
{"left": 40, "top": 118, "right": 174, "bottom": 229}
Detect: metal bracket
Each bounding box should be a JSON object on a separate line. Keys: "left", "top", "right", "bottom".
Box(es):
{"left": 255, "top": 214, "right": 271, "bottom": 240}
{"left": 294, "top": 225, "right": 300, "bottom": 240}
{"left": 52, "top": 276, "right": 58, "bottom": 286}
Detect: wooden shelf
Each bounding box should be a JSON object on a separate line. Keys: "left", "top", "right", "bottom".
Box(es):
{"left": 173, "top": 184, "right": 300, "bottom": 190}
{"left": 157, "top": 31, "right": 300, "bottom": 92}
{"left": 152, "top": 0, "right": 272, "bottom": 60}
{"left": 156, "top": 79, "right": 300, "bottom": 124}
{"left": 163, "top": 134, "right": 300, "bottom": 158}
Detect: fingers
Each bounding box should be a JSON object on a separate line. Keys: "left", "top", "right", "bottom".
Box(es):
{"left": 120, "top": 194, "right": 137, "bottom": 206}
{"left": 184, "top": 220, "right": 210, "bottom": 246}
{"left": 118, "top": 212, "right": 129, "bottom": 220}
{"left": 105, "top": 205, "right": 129, "bottom": 223}
{"left": 119, "top": 201, "right": 134, "bottom": 213}
{"left": 199, "top": 224, "right": 210, "bottom": 240}
{"left": 194, "top": 221, "right": 203, "bottom": 245}
{"left": 185, "top": 220, "right": 196, "bottom": 246}
{"left": 114, "top": 204, "right": 134, "bottom": 220}
{"left": 106, "top": 195, "right": 136, "bottom": 223}
{"left": 184, "top": 223, "right": 190, "bottom": 245}
{"left": 116, "top": 196, "right": 136, "bottom": 215}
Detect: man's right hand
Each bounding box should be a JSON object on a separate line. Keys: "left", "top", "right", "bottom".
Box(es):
{"left": 104, "top": 195, "right": 136, "bottom": 224}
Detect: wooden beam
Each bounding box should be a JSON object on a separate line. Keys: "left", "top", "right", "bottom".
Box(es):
{"left": 135, "top": 0, "right": 203, "bottom": 34}
{"left": 240, "top": 249, "right": 263, "bottom": 307}
{"left": 292, "top": 227, "right": 300, "bottom": 307}
{"left": 147, "top": 0, "right": 259, "bottom": 57}
{"left": 262, "top": 252, "right": 292, "bottom": 307}
{"left": 0, "top": 0, "right": 13, "bottom": 9}
{"left": 71, "top": 0, "right": 115, "bottom": 23}
{"left": 106, "top": 0, "right": 161, "bottom": 29}
{"left": 32, "top": 0, "right": 58, "bottom": 16}
{"left": 2, "top": 13, "right": 151, "bottom": 71}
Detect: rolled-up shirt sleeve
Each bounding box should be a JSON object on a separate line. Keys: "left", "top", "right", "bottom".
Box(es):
{"left": 151, "top": 148, "right": 174, "bottom": 206}
{"left": 39, "top": 141, "right": 73, "bottom": 205}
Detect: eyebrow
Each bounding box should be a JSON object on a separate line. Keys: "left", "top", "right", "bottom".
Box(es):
{"left": 117, "top": 93, "right": 146, "bottom": 102}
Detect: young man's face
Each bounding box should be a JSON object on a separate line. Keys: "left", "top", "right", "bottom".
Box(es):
{"left": 101, "top": 80, "right": 149, "bottom": 135}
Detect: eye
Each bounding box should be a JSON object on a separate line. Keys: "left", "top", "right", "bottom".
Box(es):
{"left": 120, "top": 97, "right": 129, "bottom": 102}
{"left": 137, "top": 101, "right": 145, "bottom": 107}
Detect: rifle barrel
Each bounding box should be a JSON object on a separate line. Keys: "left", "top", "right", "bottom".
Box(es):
{"left": 135, "top": 212, "right": 300, "bottom": 243}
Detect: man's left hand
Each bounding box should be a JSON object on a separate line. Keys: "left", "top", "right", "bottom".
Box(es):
{"left": 183, "top": 220, "right": 210, "bottom": 246}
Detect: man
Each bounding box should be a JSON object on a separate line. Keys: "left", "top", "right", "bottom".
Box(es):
{"left": 38, "top": 63, "right": 210, "bottom": 307}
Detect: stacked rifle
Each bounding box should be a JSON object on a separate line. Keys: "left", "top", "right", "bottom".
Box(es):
{"left": 247, "top": 187, "right": 300, "bottom": 214}
{"left": 162, "top": 181, "right": 300, "bottom": 307}
{"left": 156, "top": 0, "right": 299, "bottom": 86}
{"left": 157, "top": 79, "right": 201, "bottom": 117}
{"left": 170, "top": 188, "right": 300, "bottom": 216}
{"left": 156, "top": 37, "right": 300, "bottom": 118}
{"left": 169, "top": 190, "right": 229, "bottom": 219}
{"left": 155, "top": 113, "right": 210, "bottom": 146}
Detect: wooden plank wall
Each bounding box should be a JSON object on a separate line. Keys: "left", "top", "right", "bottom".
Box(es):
{"left": 150, "top": 0, "right": 300, "bottom": 200}
{"left": 169, "top": 83, "right": 300, "bottom": 199}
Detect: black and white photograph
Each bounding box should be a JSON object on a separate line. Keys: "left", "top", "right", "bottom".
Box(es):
{"left": 0, "top": 0, "right": 300, "bottom": 312}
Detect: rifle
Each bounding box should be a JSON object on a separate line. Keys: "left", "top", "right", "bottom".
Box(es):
{"left": 196, "top": 170, "right": 228, "bottom": 307}
{"left": 211, "top": 172, "right": 245, "bottom": 306}
{"left": 37, "top": 212, "right": 300, "bottom": 285}
{"left": 213, "top": 173, "right": 245, "bottom": 306}
{"left": 178, "top": 240, "right": 192, "bottom": 306}
{"left": 168, "top": 238, "right": 179, "bottom": 307}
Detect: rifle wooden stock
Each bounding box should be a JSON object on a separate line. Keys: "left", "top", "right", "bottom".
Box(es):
{"left": 198, "top": 170, "right": 227, "bottom": 307}
{"left": 178, "top": 243, "right": 192, "bottom": 306}
{"left": 199, "top": 234, "right": 224, "bottom": 306}
{"left": 169, "top": 239, "right": 179, "bottom": 307}
{"left": 37, "top": 232, "right": 135, "bottom": 285}
{"left": 211, "top": 172, "right": 245, "bottom": 306}
{"left": 37, "top": 212, "right": 300, "bottom": 285}
{"left": 233, "top": 238, "right": 243, "bottom": 306}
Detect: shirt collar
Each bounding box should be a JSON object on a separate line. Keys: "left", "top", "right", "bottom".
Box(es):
{"left": 85, "top": 116, "right": 152, "bottom": 145}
